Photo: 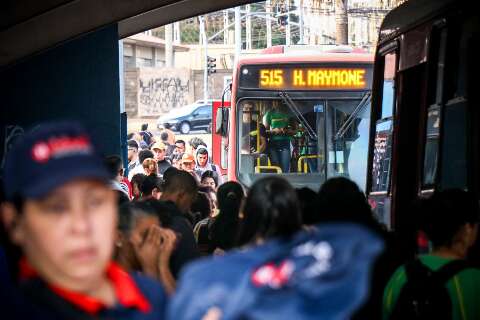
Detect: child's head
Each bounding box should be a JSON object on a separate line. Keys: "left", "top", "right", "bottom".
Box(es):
{"left": 1, "top": 122, "right": 116, "bottom": 292}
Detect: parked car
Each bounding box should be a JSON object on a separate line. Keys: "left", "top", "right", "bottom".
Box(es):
{"left": 157, "top": 101, "right": 212, "bottom": 134}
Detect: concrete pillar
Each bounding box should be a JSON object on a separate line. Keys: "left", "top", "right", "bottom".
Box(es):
{"left": 246, "top": 4, "right": 252, "bottom": 50}
{"left": 165, "top": 23, "right": 173, "bottom": 67}
{"left": 224, "top": 10, "right": 229, "bottom": 45}
{"left": 266, "top": 0, "right": 272, "bottom": 47}
{"left": 132, "top": 44, "right": 137, "bottom": 67}
{"left": 151, "top": 47, "right": 157, "bottom": 67}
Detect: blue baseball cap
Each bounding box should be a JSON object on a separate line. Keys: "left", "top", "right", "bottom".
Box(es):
{"left": 3, "top": 121, "right": 111, "bottom": 200}
{"left": 168, "top": 223, "right": 384, "bottom": 320}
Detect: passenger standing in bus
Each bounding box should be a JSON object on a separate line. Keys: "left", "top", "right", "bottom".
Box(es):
{"left": 241, "top": 101, "right": 267, "bottom": 155}
{"left": 263, "top": 101, "right": 292, "bottom": 173}
{"left": 0, "top": 122, "right": 168, "bottom": 319}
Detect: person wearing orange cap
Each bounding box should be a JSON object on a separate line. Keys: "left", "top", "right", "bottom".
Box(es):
{"left": 151, "top": 142, "right": 171, "bottom": 178}
{"left": 180, "top": 153, "right": 197, "bottom": 178}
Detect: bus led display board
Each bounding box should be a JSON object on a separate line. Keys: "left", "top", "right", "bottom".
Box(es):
{"left": 239, "top": 65, "right": 371, "bottom": 90}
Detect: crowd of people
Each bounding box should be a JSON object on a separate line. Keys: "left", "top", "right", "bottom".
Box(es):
{"left": 0, "top": 120, "right": 479, "bottom": 319}
{"left": 126, "top": 125, "right": 222, "bottom": 190}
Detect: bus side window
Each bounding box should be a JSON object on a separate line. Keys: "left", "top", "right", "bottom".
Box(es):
{"left": 422, "top": 28, "right": 447, "bottom": 187}
{"left": 438, "top": 19, "right": 477, "bottom": 189}
{"left": 371, "top": 51, "right": 397, "bottom": 193}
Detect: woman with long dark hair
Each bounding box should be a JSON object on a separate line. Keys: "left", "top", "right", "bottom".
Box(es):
{"left": 208, "top": 182, "right": 245, "bottom": 253}
{"left": 237, "top": 176, "right": 302, "bottom": 246}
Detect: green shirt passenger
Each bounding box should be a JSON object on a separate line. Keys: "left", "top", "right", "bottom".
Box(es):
{"left": 263, "top": 105, "right": 290, "bottom": 141}
{"left": 383, "top": 190, "right": 480, "bottom": 320}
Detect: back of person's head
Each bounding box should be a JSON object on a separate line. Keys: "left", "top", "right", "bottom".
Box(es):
{"left": 142, "top": 158, "right": 158, "bottom": 175}
{"left": 173, "top": 152, "right": 184, "bottom": 162}
{"left": 191, "top": 191, "right": 211, "bottom": 222}
{"left": 210, "top": 181, "right": 245, "bottom": 251}
{"left": 189, "top": 137, "right": 207, "bottom": 150}
{"left": 140, "top": 175, "right": 163, "bottom": 198}
{"left": 315, "top": 177, "right": 377, "bottom": 228}
{"left": 141, "top": 123, "right": 148, "bottom": 131}
{"left": 160, "top": 132, "right": 169, "bottom": 142}
{"left": 139, "top": 198, "right": 173, "bottom": 227}
{"left": 131, "top": 173, "right": 146, "bottom": 197}
{"left": 162, "top": 169, "right": 198, "bottom": 195}
{"left": 217, "top": 181, "right": 244, "bottom": 213}
{"left": 104, "top": 155, "right": 123, "bottom": 178}
{"left": 138, "top": 149, "right": 154, "bottom": 164}
{"left": 296, "top": 187, "right": 317, "bottom": 226}
{"left": 163, "top": 166, "right": 180, "bottom": 184}
{"left": 131, "top": 173, "right": 146, "bottom": 186}
{"left": 420, "top": 189, "right": 480, "bottom": 248}
{"left": 237, "top": 177, "right": 302, "bottom": 246}
{"left": 117, "top": 190, "right": 130, "bottom": 206}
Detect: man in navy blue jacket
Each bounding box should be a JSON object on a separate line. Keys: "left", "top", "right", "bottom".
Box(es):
{"left": 1, "top": 122, "right": 168, "bottom": 319}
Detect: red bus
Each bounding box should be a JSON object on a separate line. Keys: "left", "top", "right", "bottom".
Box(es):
{"left": 216, "top": 48, "right": 374, "bottom": 190}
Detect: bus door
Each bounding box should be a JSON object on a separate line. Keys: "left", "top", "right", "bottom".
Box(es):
{"left": 368, "top": 49, "right": 398, "bottom": 229}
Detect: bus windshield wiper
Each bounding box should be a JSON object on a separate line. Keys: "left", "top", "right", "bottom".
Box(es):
{"left": 279, "top": 91, "right": 317, "bottom": 140}
{"left": 334, "top": 91, "right": 371, "bottom": 140}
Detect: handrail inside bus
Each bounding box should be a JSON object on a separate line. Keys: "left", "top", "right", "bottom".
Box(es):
{"left": 278, "top": 91, "right": 318, "bottom": 140}
{"left": 297, "top": 155, "right": 323, "bottom": 173}
{"left": 255, "top": 165, "right": 283, "bottom": 174}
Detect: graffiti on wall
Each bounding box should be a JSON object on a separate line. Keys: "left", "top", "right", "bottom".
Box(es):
{"left": 138, "top": 68, "right": 191, "bottom": 117}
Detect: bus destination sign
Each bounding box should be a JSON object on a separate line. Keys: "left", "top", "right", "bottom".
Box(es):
{"left": 240, "top": 65, "right": 370, "bottom": 91}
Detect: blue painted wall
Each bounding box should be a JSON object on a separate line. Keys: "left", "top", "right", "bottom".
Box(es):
{"left": 0, "top": 25, "right": 122, "bottom": 164}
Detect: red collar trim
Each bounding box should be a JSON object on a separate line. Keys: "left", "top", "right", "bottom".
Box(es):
{"left": 19, "top": 259, "right": 151, "bottom": 314}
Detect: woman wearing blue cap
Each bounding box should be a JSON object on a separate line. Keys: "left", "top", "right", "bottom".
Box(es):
{"left": 0, "top": 121, "right": 168, "bottom": 319}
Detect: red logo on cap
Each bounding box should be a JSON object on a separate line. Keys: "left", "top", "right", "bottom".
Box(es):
{"left": 32, "top": 142, "right": 51, "bottom": 163}
{"left": 251, "top": 260, "right": 294, "bottom": 288}
{"left": 31, "top": 135, "right": 92, "bottom": 163}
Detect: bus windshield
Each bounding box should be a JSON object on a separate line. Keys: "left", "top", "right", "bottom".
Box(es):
{"left": 237, "top": 96, "right": 371, "bottom": 189}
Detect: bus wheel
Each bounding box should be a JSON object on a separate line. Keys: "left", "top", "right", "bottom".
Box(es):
{"left": 180, "top": 121, "right": 191, "bottom": 134}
